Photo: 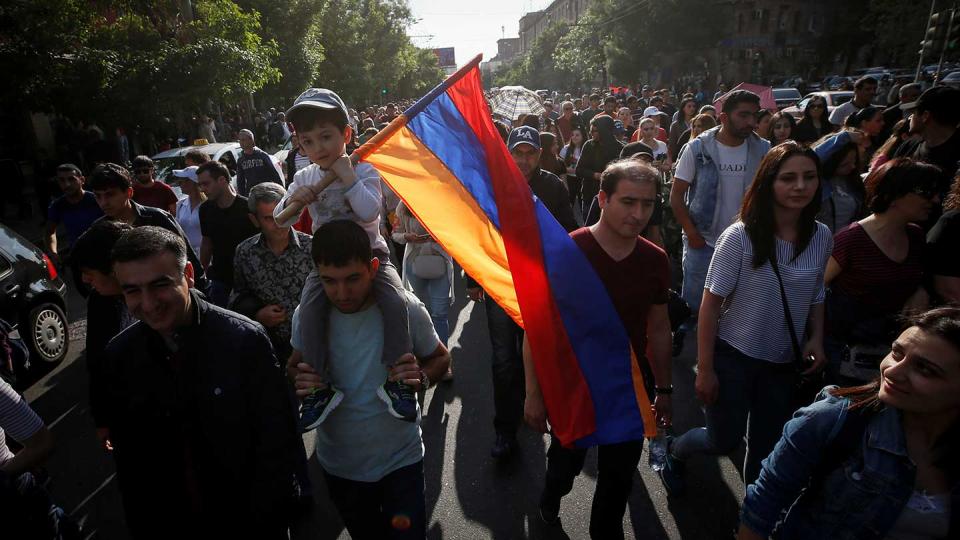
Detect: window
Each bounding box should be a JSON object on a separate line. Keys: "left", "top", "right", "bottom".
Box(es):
{"left": 760, "top": 10, "right": 769, "bottom": 32}
{"left": 737, "top": 13, "right": 744, "bottom": 33}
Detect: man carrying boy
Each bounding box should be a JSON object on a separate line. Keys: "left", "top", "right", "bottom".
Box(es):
{"left": 291, "top": 220, "right": 451, "bottom": 539}
{"left": 273, "top": 88, "right": 416, "bottom": 431}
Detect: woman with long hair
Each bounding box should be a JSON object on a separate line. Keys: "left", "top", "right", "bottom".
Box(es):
{"left": 824, "top": 159, "right": 941, "bottom": 382}
{"left": 674, "top": 113, "right": 718, "bottom": 163}
{"left": 814, "top": 135, "right": 866, "bottom": 232}
{"left": 871, "top": 118, "right": 914, "bottom": 171}
{"left": 669, "top": 97, "right": 699, "bottom": 160}
{"left": 845, "top": 106, "right": 885, "bottom": 163}
{"left": 617, "top": 106, "right": 635, "bottom": 138}
{"left": 765, "top": 111, "right": 797, "bottom": 145}
{"left": 739, "top": 306, "right": 960, "bottom": 540}
{"left": 576, "top": 115, "right": 623, "bottom": 215}
{"left": 636, "top": 117, "right": 672, "bottom": 174}
{"left": 756, "top": 109, "right": 773, "bottom": 139}
{"left": 560, "top": 126, "right": 586, "bottom": 209}
{"left": 538, "top": 131, "right": 566, "bottom": 179}
{"left": 660, "top": 142, "right": 831, "bottom": 494}
{"left": 794, "top": 95, "right": 837, "bottom": 145}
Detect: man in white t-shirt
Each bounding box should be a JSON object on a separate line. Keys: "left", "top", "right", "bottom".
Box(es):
{"left": 670, "top": 90, "right": 770, "bottom": 337}
{"left": 828, "top": 76, "right": 878, "bottom": 126}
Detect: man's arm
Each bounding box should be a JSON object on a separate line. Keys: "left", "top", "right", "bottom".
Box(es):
{"left": 669, "top": 179, "right": 705, "bottom": 248}
{"left": 646, "top": 303, "right": 672, "bottom": 426}
{"left": 45, "top": 221, "right": 59, "bottom": 256}
{"left": 200, "top": 236, "right": 212, "bottom": 271}
{"left": 522, "top": 335, "right": 548, "bottom": 433}
{"left": 0, "top": 426, "right": 53, "bottom": 476}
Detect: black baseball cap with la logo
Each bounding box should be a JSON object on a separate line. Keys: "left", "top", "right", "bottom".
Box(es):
{"left": 508, "top": 126, "right": 541, "bottom": 151}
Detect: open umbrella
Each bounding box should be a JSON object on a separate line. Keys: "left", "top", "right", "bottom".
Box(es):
{"left": 488, "top": 85, "right": 545, "bottom": 120}
{"left": 713, "top": 83, "right": 777, "bottom": 112}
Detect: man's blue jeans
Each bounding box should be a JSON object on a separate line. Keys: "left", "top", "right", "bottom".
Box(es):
{"left": 670, "top": 339, "right": 797, "bottom": 487}
{"left": 323, "top": 460, "right": 426, "bottom": 539}
{"left": 680, "top": 235, "right": 714, "bottom": 329}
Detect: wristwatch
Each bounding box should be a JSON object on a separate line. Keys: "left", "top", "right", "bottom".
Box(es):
{"left": 655, "top": 386, "right": 673, "bottom": 395}
{"left": 419, "top": 369, "right": 431, "bottom": 390}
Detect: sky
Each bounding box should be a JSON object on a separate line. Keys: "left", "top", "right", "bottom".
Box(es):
{"left": 406, "top": 0, "right": 555, "bottom": 67}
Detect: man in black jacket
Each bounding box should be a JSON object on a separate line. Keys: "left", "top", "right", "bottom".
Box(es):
{"left": 102, "top": 226, "right": 301, "bottom": 539}
{"left": 467, "top": 126, "right": 576, "bottom": 461}
{"left": 87, "top": 163, "right": 204, "bottom": 280}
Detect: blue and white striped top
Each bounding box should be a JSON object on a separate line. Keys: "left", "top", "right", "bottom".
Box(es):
{"left": 705, "top": 221, "right": 833, "bottom": 363}
{"left": 0, "top": 376, "right": 44, "bottom": 466}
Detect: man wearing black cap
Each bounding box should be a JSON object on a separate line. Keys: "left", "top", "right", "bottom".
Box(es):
{"left": 895, "top": 86, "right": 960, "bottom": 199}
{"left": 470, "top": 126, "right": 576, "bottom": 460}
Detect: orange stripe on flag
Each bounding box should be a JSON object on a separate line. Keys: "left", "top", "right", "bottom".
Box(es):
{"left": 629, "top": 349, "right": 657, "bottom": 438}
{"left": 363, "top": 126, "right": 522, "bottom": 324}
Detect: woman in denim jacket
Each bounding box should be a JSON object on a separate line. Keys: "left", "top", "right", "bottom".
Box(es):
{"left": 740, "top": 306, "right": 960, "bottom": 539}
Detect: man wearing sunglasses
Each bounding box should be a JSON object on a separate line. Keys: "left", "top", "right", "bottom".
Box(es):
{"left": 130, "top": 155, "right": 178, "bottom": 215}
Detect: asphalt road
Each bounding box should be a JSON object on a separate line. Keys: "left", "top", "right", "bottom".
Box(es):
{"left": 14, "top": 221, "right": 747, "bottom": 539}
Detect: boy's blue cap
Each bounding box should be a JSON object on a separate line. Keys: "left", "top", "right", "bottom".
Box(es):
{"left": 507, "top": 126, "right": 540, "bottom": 151}
{"left": 286, "top": 88, "right": 350, "bottom": 124}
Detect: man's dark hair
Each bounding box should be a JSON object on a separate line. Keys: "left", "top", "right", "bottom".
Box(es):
{"left": 721, "top": 90, "right": 761, "bottom": 114}
{"left": 71, "top": 220, "right": 134, "bottom": 274}
{"left": 626, "top": 95, "right": 638, "bottom": 103}
{"left": 600, "top": 159, "right": 660, "bottom": 197}
{"left": 288, "top": 107, "right": 348, "bottom": 134}
{"left": 386, "top": 102, "right": 397, "bottom": 109}
{"left": 493, "top": 120, "right": 511, "bottom": 143}
{"left": 311, "top": 219, "right": 372, "bottom": 267}
{"left": 589, "top": 93, "right": 600, "bottom": 102}
{"left": 131, "top": 155, "right": 154, "bottom": 169}
{"left": 196, "top": 160, "right": 231, "bottom": 183}
{"left": 865, "top": 158, "right": 943, "bottom": 213}
{"left": 184, "top": 149, "right": 209, "bottom": 165}
{"left": 56, "top": 163, "right": 82, "bottom": 177}
{"left": 604, "top": 96, "right": 617, "bottom": 104}
{"left": 87, "top": 163, "right": 133, "bottom": 191}
{"left": 854, "top": 76, "right": 878, "bottom": 90}
{"left": 650, "top": 96, "right": 664, "bottom": 105}
{"left": 111, "top": 226, "right": 188, "bottom": 274}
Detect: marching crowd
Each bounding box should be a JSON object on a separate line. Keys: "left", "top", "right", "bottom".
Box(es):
{"left": 2, "top": 74, "right": 960, "bottom": 540}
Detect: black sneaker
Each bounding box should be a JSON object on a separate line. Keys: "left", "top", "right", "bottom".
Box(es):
{"left": 657, "top": 437, "right": 687, "bottom": 496}
{"left": 490, "top": 433, "right": 518, "bottom": 460}
{"left": 538, "top": 492, "right": 561, "bottom": 525}
{"left": 298, "top": 386, "right": 344, "bottom": 433}
{"left": 378, "top": 379, "right": 419, "bottom": 422}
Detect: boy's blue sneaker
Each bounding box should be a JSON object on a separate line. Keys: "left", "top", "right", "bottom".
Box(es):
{"left": 298, "top": 386, "right": 344, "bottom": 433}
{"left": 378, "top": 379, "right": 419, "bottom": 423}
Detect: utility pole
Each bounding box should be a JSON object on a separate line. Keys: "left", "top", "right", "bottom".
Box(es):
{"left": 917, "top": 0, "right": 937, "bottom": 82}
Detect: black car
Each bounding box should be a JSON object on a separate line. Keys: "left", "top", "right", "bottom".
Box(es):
{"left": 0, "top": 223, "right": 70, "bottom": 375}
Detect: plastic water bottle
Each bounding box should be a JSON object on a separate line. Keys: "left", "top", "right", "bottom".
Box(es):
{"left": 648, "top": 427, "right": 668, "bottom": 472}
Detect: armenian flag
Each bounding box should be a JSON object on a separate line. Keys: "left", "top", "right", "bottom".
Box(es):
{"left": 355, "top": 55, "right": 656, "bottom": 447}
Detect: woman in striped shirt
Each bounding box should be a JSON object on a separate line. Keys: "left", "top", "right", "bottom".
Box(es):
{"left": 659, "top": 142, "right": 833, "bottom": 494}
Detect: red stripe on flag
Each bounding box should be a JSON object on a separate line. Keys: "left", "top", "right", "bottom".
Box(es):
{"left": 445, "top": 68, "right": 596, "bottom": 443}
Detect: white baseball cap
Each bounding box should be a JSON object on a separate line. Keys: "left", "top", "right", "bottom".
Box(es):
{"left": 643, "top": 106, "right": 660, "bottom": 118}
{"left": 172, "top": 166, "right": 199, "bottom": 183}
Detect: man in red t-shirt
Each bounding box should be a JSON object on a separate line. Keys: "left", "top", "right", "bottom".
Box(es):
{"left": 131, "top": 155, "right": 178, "bottom": 215}
{"left": 524, "top": 158, "right": 673, "bottom": 536}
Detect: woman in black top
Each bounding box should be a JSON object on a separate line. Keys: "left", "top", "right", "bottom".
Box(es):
{"left": 575, "top": 115, "right": 623, "bottom": 215}
{"left": 794, "top": 95, "right": 837, "bottom": 145}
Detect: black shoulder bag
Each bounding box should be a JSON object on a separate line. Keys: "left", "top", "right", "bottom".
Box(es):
{"left": 769, "top": 247, "right": 825, "bottom": 407}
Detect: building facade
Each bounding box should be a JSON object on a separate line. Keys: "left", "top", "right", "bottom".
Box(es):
{"left": 519, "top": 0, "right": 593, "bottom": 53}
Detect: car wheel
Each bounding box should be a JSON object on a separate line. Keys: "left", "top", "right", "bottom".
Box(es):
{"left": 23, "top": 303, "right": 69, "bottom": 366}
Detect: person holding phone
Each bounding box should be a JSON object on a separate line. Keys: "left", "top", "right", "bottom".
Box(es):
{"left": 659, "top": 142, "right": 832, "bottom": 495}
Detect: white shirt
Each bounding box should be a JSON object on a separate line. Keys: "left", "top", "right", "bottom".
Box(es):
{"left": 674, "top": 138, "right": 751, "bottom": 246}
{"left": 275, "top": 162, "right": 388, "bottom": 253}
{"left": 176, "top": 195, "right": 204, "bottom": 254}
{"left": 828, "top": 101, "right": 861, "bottom": 126}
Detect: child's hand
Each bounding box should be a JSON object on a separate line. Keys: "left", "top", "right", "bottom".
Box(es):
{"left": 329, "top": 155, "right": 357, "bottom": 184}
{"left": 289, "top": 184, "right": 318, "bottom": 207}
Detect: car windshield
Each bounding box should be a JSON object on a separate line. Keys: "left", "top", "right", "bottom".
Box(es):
{"left": 154, "top": 156, "right": 185, "bottom": 184}
{"left": 773, "top": 89, "right": 801, "bottom": 99}
{"left": 831, "top": 94, "right": 853, "bottom": 106}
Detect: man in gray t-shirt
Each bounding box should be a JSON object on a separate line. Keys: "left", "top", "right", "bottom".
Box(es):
{"left": 670, "top": 90, "right": 768, "bottom": 329}
{"left": 290, "top": 220, "right": 450, "bottom": 539}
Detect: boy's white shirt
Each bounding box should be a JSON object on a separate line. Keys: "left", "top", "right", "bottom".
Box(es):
{"left": 275, "top": 161, "right": 388, "bottom": 253}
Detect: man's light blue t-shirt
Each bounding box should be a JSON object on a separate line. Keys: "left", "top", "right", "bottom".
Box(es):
{"left": 291, "top": 290, "right": 440, "bottom": 482}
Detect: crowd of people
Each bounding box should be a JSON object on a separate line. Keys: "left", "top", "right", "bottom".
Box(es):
{"left": 2, "top": 72, "right": 959, "bottom": 540}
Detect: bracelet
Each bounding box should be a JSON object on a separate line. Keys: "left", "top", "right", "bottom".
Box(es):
{"left": 655, "top": 386, "right": 673, "bottom": 395}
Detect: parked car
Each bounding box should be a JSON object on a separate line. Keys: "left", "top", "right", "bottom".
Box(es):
{"left": 772, "top": 88, "right": 802, "bottom": 110}
{"left": 941, "top": 71, "right": 960, "bottom": 89}
{"left": 152, "top": 141, "right": 283, "bottom": 196}
{"left": 0, "top": 223, "right": 69, "bottom": 375}
{"left": 782, "top": 91, "right": 855, "bottom": 121}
